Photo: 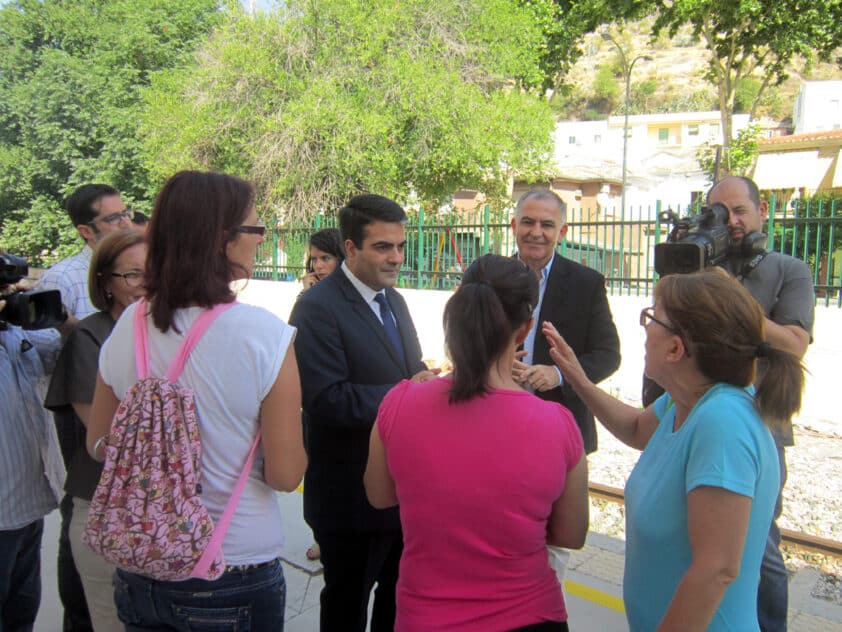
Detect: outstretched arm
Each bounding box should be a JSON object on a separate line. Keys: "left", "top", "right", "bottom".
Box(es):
{"left": 543, "top": 322, "right": 657, "bottom": 451}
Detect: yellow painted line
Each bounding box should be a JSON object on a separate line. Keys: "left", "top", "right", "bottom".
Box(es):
{"left": 564, "top": 580, "right": 626, "bottom": 614}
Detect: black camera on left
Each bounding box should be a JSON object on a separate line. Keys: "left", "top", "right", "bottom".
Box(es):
{"left": 1, "top": 253, "right": 66, "bottom": 330}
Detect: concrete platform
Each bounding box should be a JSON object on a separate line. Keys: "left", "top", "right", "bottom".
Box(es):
{"left": 32, "top": 492, "right": 842, "bottom": 631}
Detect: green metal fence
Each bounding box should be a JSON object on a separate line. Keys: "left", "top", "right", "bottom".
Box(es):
{"left": 254, "top": 196, "right": 842, "bottom": 306}
{"left": 769, "top": 196, "right": 841, "bottom": 306}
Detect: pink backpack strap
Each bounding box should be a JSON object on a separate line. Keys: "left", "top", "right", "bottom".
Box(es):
{"left": 133, "top": 299, "right": 151, "bottom": 379}
{"left": 164, "top": 302, "right": 237, "bottom": 382}
{"left": 191, "top": 430, "right": 262, "bottom": 578}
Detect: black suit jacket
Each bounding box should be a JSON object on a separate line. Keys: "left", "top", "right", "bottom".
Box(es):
{"left": 529, "top": 255, "right": 621, "bottom": 453}
{"left": 289, "top": 267, "right": 425, "bottom": 533}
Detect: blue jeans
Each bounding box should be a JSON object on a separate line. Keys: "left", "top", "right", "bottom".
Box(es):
{"left": 758, "top": 444, "right": 788, "bottom": 632}
{"left": 0, "top": 519, "right": 44, "bottom": 632}
{"left": 114, "top": 559, "right": 286, "bottom": 631}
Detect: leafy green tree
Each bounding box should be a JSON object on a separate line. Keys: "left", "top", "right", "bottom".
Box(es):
{"left": 542, "top": 1, "right": 841, "bottom": 176}
{"left": 591, "top": 66, "right": 621, "bottom": 114}
{"left": 697, "top": 123, "right": 763, "bottom": 181}
{"left": 629, "top": 79, "right": 658, "bottom": 114}
{"left": 539, "top": 1, "right": 650, "bottom": 89}
{"left": 649, "top": 0, "right": 842, "bottom": 176}
{"left": 140, "top": 0, "right": 556, "bottom": 222}
{"left": 735, "top": 77, "right": 762, "bottom": 114}
{"left": 0, "top": 0, "right": 226, "bottom": 265}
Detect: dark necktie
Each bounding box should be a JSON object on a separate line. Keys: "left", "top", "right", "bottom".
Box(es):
{"left": 374, "top": 293, "right": 405, "bottom": 365}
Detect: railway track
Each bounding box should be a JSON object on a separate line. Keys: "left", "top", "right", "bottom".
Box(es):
{"left": 589, "top": 482, "right": 842, "bottom": 559}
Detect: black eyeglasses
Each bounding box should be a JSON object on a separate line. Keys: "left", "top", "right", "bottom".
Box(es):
{"left": 234, "top": 222, "right": 266, "bottom": 237}
{"left": 88, "top": 210, "right": 132, "bottom": 227}
{"left": 110, "top": 270, "right": 144, "bottom": 287}
{"left": 640, "top": 307, "right": 691, "bottom": 356}
{"left": 640, "top": 307, "right": 676, "bottom": 332}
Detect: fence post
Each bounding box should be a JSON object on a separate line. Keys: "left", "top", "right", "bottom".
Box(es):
{"left": 314, "top": 214, "right": 322, "bottom": 230}
{"left": 830, "top": 199, "right": 838, "bottom": 307}
{"left": 482, "top": 204, "right": 490, "bottom": 255}
{"left": 272, "top": 229, "right": 279, "bottom": 281}
{"left": 417, "top": 207, "right": 425, "bottom": 288}
{"left": 767, "top": 193, "right": 776, "bottom": 252}
{"left": 559, "top": 206, "right": 568, "bottom": 257}
{"left": 619, "top": 203, "right": 625, "bottom": 284}
{"left": 653, "top": 200, "right": 662, "bottom": 289}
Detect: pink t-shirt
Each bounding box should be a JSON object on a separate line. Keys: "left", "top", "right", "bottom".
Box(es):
{"left": 377, "top": 378, "right": 584, "bottom": 632}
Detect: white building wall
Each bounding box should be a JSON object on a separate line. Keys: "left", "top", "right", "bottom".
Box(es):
{"left": 551, "top": 112, "right": 751, "bottom": 214}
{"left": 553, "top": 120, "right": 617, "bottom": 161}
{"left": 794, "top": 81, "right": 842, "bottom": 134}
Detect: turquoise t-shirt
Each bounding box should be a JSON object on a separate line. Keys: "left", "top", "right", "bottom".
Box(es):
{"left": 623, "top": 384, "right": 779, "bottom": 631}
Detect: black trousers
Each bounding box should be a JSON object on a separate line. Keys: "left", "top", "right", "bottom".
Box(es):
{"left": 510, "top": 622, "right": 569, "bottom": 632}
{"left": 314, "top": 529, "right": 402, "bottom": 632}
{"left": 58, "top": 495, "right": 93, "bottom": 631}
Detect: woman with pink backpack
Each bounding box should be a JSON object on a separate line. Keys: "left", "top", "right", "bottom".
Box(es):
{"left": 86, "top": 170, "right": 306, "bottom": 630}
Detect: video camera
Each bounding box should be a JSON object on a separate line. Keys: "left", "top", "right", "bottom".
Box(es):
{"left": 654, "top": 203, "right": 767, "bottom": 276}
{"left": 1, "top": 253, "right": 66, "bottom": 330}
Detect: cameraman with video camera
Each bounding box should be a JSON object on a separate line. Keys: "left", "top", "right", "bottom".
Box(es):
{"left": 708, "top": 176, "right": 813, "bottom": 632}
{"left": 0, "top": 252, "right": 68, "bottom": 630}
{"left": 651, "top": 175, "right": 812, "bottom": 630}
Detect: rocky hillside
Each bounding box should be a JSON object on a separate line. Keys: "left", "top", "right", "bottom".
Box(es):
{"left": 554, "top": 21, "right": 842, "bottom": 124}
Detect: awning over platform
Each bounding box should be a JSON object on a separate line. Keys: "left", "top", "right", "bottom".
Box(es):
{"left": 752, "top": 150, "right": 834, "bottom": 190}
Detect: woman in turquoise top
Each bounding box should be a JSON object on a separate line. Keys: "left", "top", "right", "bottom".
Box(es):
{"left": 544, "top": 270, "right": 804, "bottom": 631}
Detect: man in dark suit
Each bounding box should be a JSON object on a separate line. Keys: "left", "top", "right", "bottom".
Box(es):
{"left": 289, "top": 194, "right": 438, "bottom": 632}
{"left": 511, "top": 189, "right": 621, "bottom": 453}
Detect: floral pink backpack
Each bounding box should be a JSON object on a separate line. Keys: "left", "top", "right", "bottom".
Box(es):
{"left": 83, "top": 300, "right": 260, "bottom": 581}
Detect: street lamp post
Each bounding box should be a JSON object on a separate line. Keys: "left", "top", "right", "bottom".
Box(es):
{"left": 601, "top": 33, "right": 652, "bottom": 216}
{"left": 601, "top": 33, "right": 651, "bottom": 283}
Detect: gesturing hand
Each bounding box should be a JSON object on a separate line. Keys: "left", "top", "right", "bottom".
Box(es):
{"left": 542, "top": 321, "right": 588, "bottom": 391}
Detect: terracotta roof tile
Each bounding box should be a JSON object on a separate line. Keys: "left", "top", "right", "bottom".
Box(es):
{"left": 759, "top": 129, "right": 842, "bottom": 146}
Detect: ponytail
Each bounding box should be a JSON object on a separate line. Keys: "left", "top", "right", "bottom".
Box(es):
{"left": 445, "top": 284, "right": 511, "bottom": 402}
{"left": 754, "top": 347, "right": 805, "bottom": 430}
{"left": 444, "top": 255, "right": 537, "bottom": 403}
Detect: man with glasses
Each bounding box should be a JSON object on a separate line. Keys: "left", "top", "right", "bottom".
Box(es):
{"left": 38, "top": 183, "right": 131, "bottom": 632}
{"left": 39, "top": 184, "right": 132, "bottom": 320}
{"left": 707, "top": 176, "right": 814, "bottom": 632}
{"left": 643, "top": 176, "right": 814, "bottom": 631}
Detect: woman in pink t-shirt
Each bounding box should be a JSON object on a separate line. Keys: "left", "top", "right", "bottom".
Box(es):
{"left": 365, "top": 254, "right": 589, "bottom": 632}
